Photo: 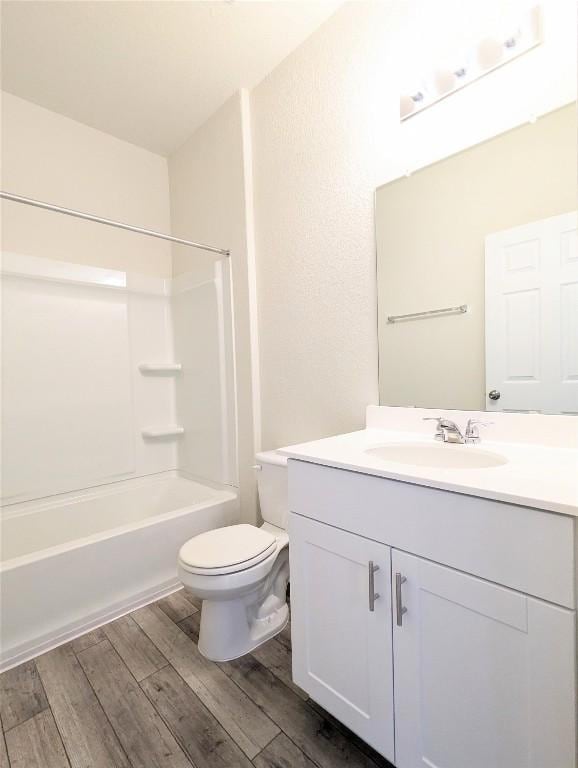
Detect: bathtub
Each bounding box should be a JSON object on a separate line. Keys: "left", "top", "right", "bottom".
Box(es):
{"left": 0, "top": 471, "right": 238, "bottom": 670}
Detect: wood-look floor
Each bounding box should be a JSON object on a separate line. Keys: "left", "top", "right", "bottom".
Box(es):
{"left": 0, "top": 589, "right": 393, "bottom": 768}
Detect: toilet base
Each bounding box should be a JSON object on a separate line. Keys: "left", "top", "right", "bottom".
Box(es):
{"left": 194, "top": 546, "right": 290, "bottom": 662}
{"left": 198, "top": 598, "right": 289, "bottom": 662}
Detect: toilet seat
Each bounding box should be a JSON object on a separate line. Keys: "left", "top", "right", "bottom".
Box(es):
{"left": 179, "top": 524, "right": 277, "bottom": 576}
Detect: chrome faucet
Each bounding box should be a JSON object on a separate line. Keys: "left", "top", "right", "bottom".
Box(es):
{"left": 423, "top": 417, "right": 492, "bottom": 444}
{"left": 464, "top": 419, "right": 492, "bottom": 444}
{"left": 423, "top": 417, "right": 465, "bottom": 443}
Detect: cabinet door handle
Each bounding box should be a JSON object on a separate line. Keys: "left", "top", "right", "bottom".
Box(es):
{"left": 368, "top": 561, "right": 380, "bottom": 612}
{"left": 395, "top": 572, "right": 407, "bottom": 626}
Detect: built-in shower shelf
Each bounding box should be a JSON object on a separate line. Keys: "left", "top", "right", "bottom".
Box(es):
{"left": 141, "top": 426, "right": 185, "bottom": 439}
{"left": 138, "top": 363, "right": 182, "bottom": 373}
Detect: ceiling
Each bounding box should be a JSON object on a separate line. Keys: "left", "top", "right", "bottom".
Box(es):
{"left": 1, "top": 1, "right": 340, "bottom": 156}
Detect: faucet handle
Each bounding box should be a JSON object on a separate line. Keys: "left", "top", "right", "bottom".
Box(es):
{"left": 465, "top": 418, "right": 493, "bottom": 442}
{"left": 466, "top": 418, "right": 493, "bottom": 429}
{"left": 423, "top": 417, "right": 459, "bottom": 426}
{"left": 422, "top": 416, "right": 444, "bottom": 440}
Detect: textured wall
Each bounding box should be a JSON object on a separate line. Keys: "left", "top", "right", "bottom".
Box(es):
{"left": 251, "top": 3, "right": 389, "bottom": 449}
{"left": 1, "top": 92, "right": 171, "bottom": 276}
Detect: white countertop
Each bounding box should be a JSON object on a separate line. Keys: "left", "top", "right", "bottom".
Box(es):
{"left": 279, "top": 427, "right": 578, "bottom": 516}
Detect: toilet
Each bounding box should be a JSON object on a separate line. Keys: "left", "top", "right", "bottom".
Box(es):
{"left": 177, "top": 450, "right": 289, "bottom": 661}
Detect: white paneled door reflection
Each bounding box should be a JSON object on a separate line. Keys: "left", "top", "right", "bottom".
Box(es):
{"left": 485, "top": 211, "right": 578, "bottom": 414}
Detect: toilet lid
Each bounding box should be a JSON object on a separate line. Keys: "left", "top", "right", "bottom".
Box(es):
{"left": 178, "top": 524, "right": 277, "bottom": 574}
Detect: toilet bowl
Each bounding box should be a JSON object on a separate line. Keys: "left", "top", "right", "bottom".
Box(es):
{"left": 177, "top": 450, "right": 289, "bottom": 661}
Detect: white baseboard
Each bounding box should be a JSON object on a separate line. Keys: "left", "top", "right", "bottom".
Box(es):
{"left": 0, "top": 578, "right": 181, "bottom": 672}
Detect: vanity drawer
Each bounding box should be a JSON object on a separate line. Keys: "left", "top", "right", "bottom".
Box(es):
{"left": 288, "top": 459, "right": 576, "bottom": 609}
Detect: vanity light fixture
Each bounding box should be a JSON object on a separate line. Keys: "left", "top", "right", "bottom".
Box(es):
{"left": 400, "top": 5, "right": 542, "bottom": 121}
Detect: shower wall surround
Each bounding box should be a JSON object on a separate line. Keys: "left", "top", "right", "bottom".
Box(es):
{"left": 172, "top": 262, "right": 237, "bottom": 488}
{"left": 1, "top": 254, "right": 235, "bottom": 505}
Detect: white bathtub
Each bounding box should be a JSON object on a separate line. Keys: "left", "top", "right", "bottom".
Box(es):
{"left": 0, "top": 471, "right": 238, "bottom": 670}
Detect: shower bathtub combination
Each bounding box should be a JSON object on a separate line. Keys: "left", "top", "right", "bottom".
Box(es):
{"left": 0, "top": 190, "right": 238, "bottom": 671}
{"left": 0, "top": 472, "right": 238, "bottom": 670}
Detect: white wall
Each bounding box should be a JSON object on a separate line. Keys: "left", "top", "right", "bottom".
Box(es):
{"left": 251, "top": 4, "right": 383, "bottom": 449}
{"left": 250, "top": 0, "right": 577, "bottom": 449}
{"left": 1, "top": 92, "right": 171, "bottom": 276}
{"left": 168, "top": 93, "right": 258, "bottom": 522}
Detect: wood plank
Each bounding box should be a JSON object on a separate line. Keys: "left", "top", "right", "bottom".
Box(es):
{"left": 36, "top": 643, "right": 131, "bottom": 768}
{"left": 307, "top": 701, "right": 394, "bottom": 768}
{"left": 141, "top": 665, "right": 253, "bottom": 768}
{"left": 253, "top": 732, "right": 316, "bottom": 768}
{"left": 182, "top": 590, "right": 202, "bottom": 611}
{"left": 157, "top": 590, "right": 199, "bottom": 623}
{"left": 0, "top": 660, "right": 48, "bottom": 731}
{"left": 177, "top": 611, "right": 307, "bottom": 700}
{"left": 219, "top": 654, "right": 384, "bottom": 768}
{"left": 5, "top": 710, "right": 70, "bottom": 768}
{"left": 0, "top": 729, "right": 9, "bottom": 768}
{"left": 276, "top": 620, "right": 292, "bottom": 652}
{"left": 77, "top": 639, "right": 192, "bottom": 768}
{"left": 103, "top": 614, "right": 167, "bottom": 681}
{"left": 252, "top": 637, "right": 308, "bottom": 701}
{"left": 132, "top": 604, "right": 279, "bottom": 759}
{"left": 176, "top": 613, "right": 201, "bottom": 643}
{"left": 70, "top": 627, "right": 106, "bottom": 653}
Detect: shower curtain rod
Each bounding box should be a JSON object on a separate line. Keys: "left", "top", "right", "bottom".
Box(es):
{"left": 0, "top": 191, "right": 230, "bottom": 257}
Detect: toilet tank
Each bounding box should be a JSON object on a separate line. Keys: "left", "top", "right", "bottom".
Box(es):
{"left": 255, "top": 450, "right": 288, "bottom": 530}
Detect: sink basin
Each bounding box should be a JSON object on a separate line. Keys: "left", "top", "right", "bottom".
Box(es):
{"left": 365, "top": 442, "right": 508, "bottom": 470}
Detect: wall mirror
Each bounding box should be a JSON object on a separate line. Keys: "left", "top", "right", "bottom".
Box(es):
{"left": 376, "top": 103, "right": 577, "bottom": 414}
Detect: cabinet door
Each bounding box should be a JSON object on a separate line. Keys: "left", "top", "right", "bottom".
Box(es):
{"left": 289, "top": 513, "right": 394, "bottom": 761}
{"left": 392, "top": 550, "right": 576, "bottom": 768}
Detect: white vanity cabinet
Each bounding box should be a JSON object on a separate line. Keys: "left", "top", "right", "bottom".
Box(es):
{"left": 288, "top": 459, "right": 577, "bottom": 768}
{"left": 290, "top": 514, "right": 395, "bottom": 761}
{"left": 392, "top": 550, "right": 576, "bottom": 768}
